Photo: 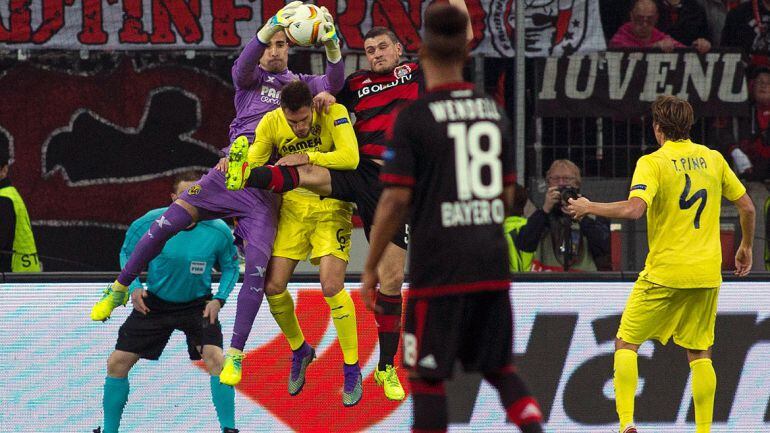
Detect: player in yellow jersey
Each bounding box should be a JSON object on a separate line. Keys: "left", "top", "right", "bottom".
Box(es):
{"left": 568, "top": 95, "right": 755, "bottom": 433}
{"left": 223, "top": 80, "right": 363, "bottom": 406}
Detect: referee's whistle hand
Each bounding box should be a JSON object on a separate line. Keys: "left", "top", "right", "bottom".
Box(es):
{"left": 203, "top": 300, "right": 221, "bottom": 324}
{"left": 131, "top": 289, "right": 150, "bottom": 315}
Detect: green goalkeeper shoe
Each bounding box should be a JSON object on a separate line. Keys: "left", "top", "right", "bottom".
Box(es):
{"left": 220, "top": 351, "right": 245, "bottom": 386}
{"left": 90, "top": 286, "right": 129, "bottom": 321}
{"left": 225, "top": 136, "right": 251, "bottom": 191}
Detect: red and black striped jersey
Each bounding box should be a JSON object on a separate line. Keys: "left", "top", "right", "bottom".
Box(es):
{"left": 337, "top": 61, "right": 424, "bottom": 160}
{"left": 381, "top": 82, "right": 517, "bottom": 298}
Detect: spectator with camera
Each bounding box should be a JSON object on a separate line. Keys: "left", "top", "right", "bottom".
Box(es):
{"left": 515, "top": 160, "right": 612, "bottom": 272}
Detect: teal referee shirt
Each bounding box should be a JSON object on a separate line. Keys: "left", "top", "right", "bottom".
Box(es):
{"left": 121, "top": 207, "right": 239, "bottom": 304}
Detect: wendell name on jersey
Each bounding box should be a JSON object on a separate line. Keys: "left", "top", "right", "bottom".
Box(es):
{"left": 432, "top": 90, "right": 506, "bottom": 228}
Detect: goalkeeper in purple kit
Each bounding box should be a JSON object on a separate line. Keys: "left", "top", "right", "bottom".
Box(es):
{"left": 90, "top": 1, "right": 344, "bottom": 389}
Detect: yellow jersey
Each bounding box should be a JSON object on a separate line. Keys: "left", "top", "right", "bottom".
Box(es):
{"left": 249, "top": 103, "right": 359, "bottom": 199}
{"left": 629, "top": 139, "right": 745, "bottom": 288}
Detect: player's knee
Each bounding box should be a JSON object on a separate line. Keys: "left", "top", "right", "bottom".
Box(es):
{"left": 265, "top": 279, "right": 287, "bottom": 296}
{"left": 201, "top": 349, "right": 224, "bottom": 375}
{"left": 378, "top": 264, "right": 404, "bottom": 294}
{"left": 320, "top": 280, "right": 343, "bottom": 298}
{"left": 106, "top": 353, "right": 133, "bottom": 378}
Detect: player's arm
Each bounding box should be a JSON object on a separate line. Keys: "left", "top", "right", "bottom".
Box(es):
{"left": 719, "top": 150, "right": 754, "bottom": 275}
{"left": 447, "top": 0, "right": 474, "bottom": 43}
{"left": 302, "top": 8, "right": 345, "bottom": 95}
{"left": 732, "top": 193, "right": 755, "bottom": 276}
{"left": 213, "top": 230, "right": 240, "bottom": 304}
{"left": 231, "top": 38, "right": 268, "bottom": 89}
{"left": 569, "top": 197, "right": 647, "bottom": 220}
{"left": 305, "top": 105, "right": 359, "bottom": 170}
{"left": 247, "top": 112, "right": 277, "bottom": 167}
{"left": 233, "top": 2, "right": 302, "bottom": 88}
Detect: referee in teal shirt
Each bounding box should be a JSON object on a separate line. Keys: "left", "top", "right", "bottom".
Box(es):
{"left": 96, "top": 172, "right": 241, "bottom": 433}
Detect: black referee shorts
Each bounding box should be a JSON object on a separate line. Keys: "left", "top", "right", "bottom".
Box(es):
{"left": 115, "top": 292, "right": 223, "bottom": 361}
{"left": 328, "top": 158, "right": 408, "bottom": 249}
{"left": 402, "top": 290, "right": 513, "bottom": 380}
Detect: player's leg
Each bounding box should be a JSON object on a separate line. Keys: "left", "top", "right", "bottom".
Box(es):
{"left": 483, "top": 366, "right": 543, "bottom": 433}
{"left": 318, "top": 254, "right": 362, "bottom": 406}
{"left": 92, "top": 199, "right": 198, "bottom": 321}
{"left": 102, "top": 350, "right": 139, "bottom": 433}
{"left": 202, "top": 343, "right": 237, "bottom": 432}
{"left": 614, "top": 339, "right": 641, "bottom": 433}
{"left": 311, "top": 199, "right": 361, "bottom": 405}
{"left": 675, "top": 287, "right": 720, "bottom": 433}
{"left": 687, "top": 349, "right": 715, "bottom": 433}
{"left": 236, "top": 162, "right": 332, "bottom": 195}
{"left": 221, "top": 243, "right": 272, "bottom": 386}
{"left": 402, "top": 296, "right": 462, "bottom": 432}
{"left": 471, "top": 292, "right": 543, "bottom": 432}
{"left": 102, "top": 301, "right": 173, "bottom": 433}
{"left": 613, "top": 280, "right": 675, "bottom": 433}
{"left": 265, "top": 255, "right": 315, "bottom": 395}
{"left": 373, "top": 241, "right": 407, "bottom": 401}
{"left": 225, "top": 136, "right": 333, "bottom": 194}
{"left": 409, "top": 374, "right": 448, "bottom": 433}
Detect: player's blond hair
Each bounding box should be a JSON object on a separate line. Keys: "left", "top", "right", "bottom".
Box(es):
{"left": 651, "top": 95, "right": 693, "bottom": 141}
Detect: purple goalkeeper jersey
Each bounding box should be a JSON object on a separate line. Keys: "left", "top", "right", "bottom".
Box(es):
{"left": 228, "top": 37, "right": 345, "bottom": 143}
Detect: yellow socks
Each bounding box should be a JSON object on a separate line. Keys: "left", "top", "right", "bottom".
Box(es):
{"left": 111, "top": 280, "right": 128, "bottom": 292}
{"left": 267, "top": 290, "right": 306, "bottom": 351}
{"left": 690, "top": 358, "right": 716, "bottom": 433}
{"left": 614, "top": 349, "right": 638, "bottom": 431}
{"left": 325, "top": 289, "right": 358, "bottom": 365}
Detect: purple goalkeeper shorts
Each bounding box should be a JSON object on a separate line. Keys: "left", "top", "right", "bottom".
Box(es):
{"left": 180, "top": 168, "right": 279, "bottom": 257}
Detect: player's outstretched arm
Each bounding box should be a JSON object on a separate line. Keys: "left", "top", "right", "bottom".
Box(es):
{"left": 568, "top": 197, "right": 647, "bottom": 221}
{"left": 362, "top": 187, "right": 412, "bottom": 312}
{"left": 733, "top": 193, "right": 755, "bottom": 276}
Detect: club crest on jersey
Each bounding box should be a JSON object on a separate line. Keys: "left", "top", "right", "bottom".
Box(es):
{"left": 188, "top": 184, "right": 201, "bottom": 195}
{"left": 310, "top": 124, "right": 321, "bottom": 136}
{"left": 394, "top": 64, "right": 412, "bottom": 79}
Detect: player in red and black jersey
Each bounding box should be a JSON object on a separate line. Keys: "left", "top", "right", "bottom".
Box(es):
{"left": 233, "top": 0, "right": 472, "bottom": 402}
{"left": 361, "top": 4, "right": 544, "bottom": 433}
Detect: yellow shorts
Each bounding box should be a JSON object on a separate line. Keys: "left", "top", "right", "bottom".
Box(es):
{"left": 272, "top": 192, "right": 353, "bottom": 265}
{"left": 617, "top": 279, "right": 719, "bottom": 350}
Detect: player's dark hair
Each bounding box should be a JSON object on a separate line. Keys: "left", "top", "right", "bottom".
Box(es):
{"left": 420, "top": 4, "right": 469, "bottom": 66}
{"left": 172, "top": 170, "right": 203, "bottom": 191}
{"left": 509, "top": 183, "right": 528, "bottom": 217}
{"left": 364, "top": 27, "right": 399, "bottom": 45}
{"left": 651, "top": 95, "right": 693, "bottom": 141}
{"left": 280, "top": 81, "right": 313, "bottom": 112}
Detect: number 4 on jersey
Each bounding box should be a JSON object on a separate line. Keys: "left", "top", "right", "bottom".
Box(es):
{"left": 679, "top": 173, "right": 707, "bottom": 229}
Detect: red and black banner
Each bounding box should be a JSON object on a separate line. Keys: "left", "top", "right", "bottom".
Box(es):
{"left": 0, "top": 0, "right": 607, "bottom": 57}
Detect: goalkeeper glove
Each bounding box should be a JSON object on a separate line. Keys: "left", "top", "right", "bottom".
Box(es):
{"left": 318, "top": 6, "right": 342, "bottom": 63}
{"left": 257, "top": 0, "right": 303, "bottom": 44}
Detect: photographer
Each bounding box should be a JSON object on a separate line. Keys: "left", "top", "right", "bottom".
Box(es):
{"left": 515, "top": 160, "right": 612, "bottom": 271}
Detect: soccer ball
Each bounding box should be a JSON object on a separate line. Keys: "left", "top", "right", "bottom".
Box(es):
{"left": 284, "top": 4, "right": 325, "bottom": 47}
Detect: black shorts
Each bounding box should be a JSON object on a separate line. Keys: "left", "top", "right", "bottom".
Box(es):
{"left": 115, "top": 292, "right": 223, "bottom": 361}
{"left": 402, "top": 290, "right": 513, "bottom": 380}
{"left": 328, "top": 158, "right": 408, "bottom": 249}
